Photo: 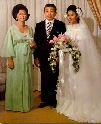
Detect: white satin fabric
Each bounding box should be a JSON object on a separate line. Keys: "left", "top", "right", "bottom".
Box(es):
{"left": 56, "top": 18, "right": 101, "bottom": 123}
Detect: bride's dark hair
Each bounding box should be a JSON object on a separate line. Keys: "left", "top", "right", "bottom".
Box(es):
{"left": 66, "top": 5, "right": 80, "bottom": 23}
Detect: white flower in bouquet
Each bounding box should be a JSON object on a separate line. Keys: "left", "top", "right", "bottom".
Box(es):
{"left": 57, "top": 41, "right": 63, "bottom": 46}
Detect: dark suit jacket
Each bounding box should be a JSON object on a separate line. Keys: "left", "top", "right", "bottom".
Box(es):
{"left": 34, "top": 19, "right": 66, "bottom": 67}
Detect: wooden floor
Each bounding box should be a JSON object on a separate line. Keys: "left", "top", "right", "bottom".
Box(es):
{"left": 0, "top": 91, "right": 77, "bottom": 123}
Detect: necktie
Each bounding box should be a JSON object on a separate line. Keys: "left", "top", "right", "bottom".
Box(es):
{"left": 46, "top": 22, "right": 52, "bottom": 39}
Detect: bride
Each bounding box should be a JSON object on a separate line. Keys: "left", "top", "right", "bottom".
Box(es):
{"left": 56, "top": 5, "right": 101, "bottom": 123}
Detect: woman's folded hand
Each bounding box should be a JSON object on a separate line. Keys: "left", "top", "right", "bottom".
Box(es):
{"left": 29, "top": 41, "right": 37, "bottom": 48}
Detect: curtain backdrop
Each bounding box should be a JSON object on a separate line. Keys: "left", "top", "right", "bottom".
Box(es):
{"left": 0, "top": 0, "right": 101, "bottom": 91}
{"left": 87, "top": 0, "right": 101, "bottom": 29}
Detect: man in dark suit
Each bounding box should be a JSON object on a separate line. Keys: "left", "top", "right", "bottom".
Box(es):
{"left": 34, "top": 4, "right": 66, "bottom": 108}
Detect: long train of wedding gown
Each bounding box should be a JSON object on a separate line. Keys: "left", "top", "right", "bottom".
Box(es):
{"left": 56, "top": 18, "right": 101, "bottom": 123}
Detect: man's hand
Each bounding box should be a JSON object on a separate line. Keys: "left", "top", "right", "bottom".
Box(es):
{"left": 34, "top": 58, "right": 40, "bottom": 67}
{"left": 8, "top": 57, "right": 14, "bottom": 69}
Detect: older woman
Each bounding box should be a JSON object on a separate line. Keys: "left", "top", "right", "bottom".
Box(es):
{"left": 2, "top": 4, "right": 36, "bottom": 112}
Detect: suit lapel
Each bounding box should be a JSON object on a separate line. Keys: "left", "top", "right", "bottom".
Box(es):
{"left": 50, "top": 19, "right": 56, "bottom": 36}
{"left": 42, "top": 20, "right": 47, "bottom": 39}
{"left": 49, "top": 19, "right": 59, "bottom": 39}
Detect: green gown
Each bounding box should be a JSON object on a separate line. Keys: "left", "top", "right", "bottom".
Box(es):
{"left": 2, "top": 25, "right": 34, "bottom": 112}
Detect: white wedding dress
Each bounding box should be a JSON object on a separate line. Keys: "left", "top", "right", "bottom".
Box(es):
{"left": 56, "top": 18, "right": 101, "bottom": 123}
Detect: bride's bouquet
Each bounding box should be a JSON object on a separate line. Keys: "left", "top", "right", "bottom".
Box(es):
{"left": 48, "top": 34, "right": 81, "bottom": 73}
